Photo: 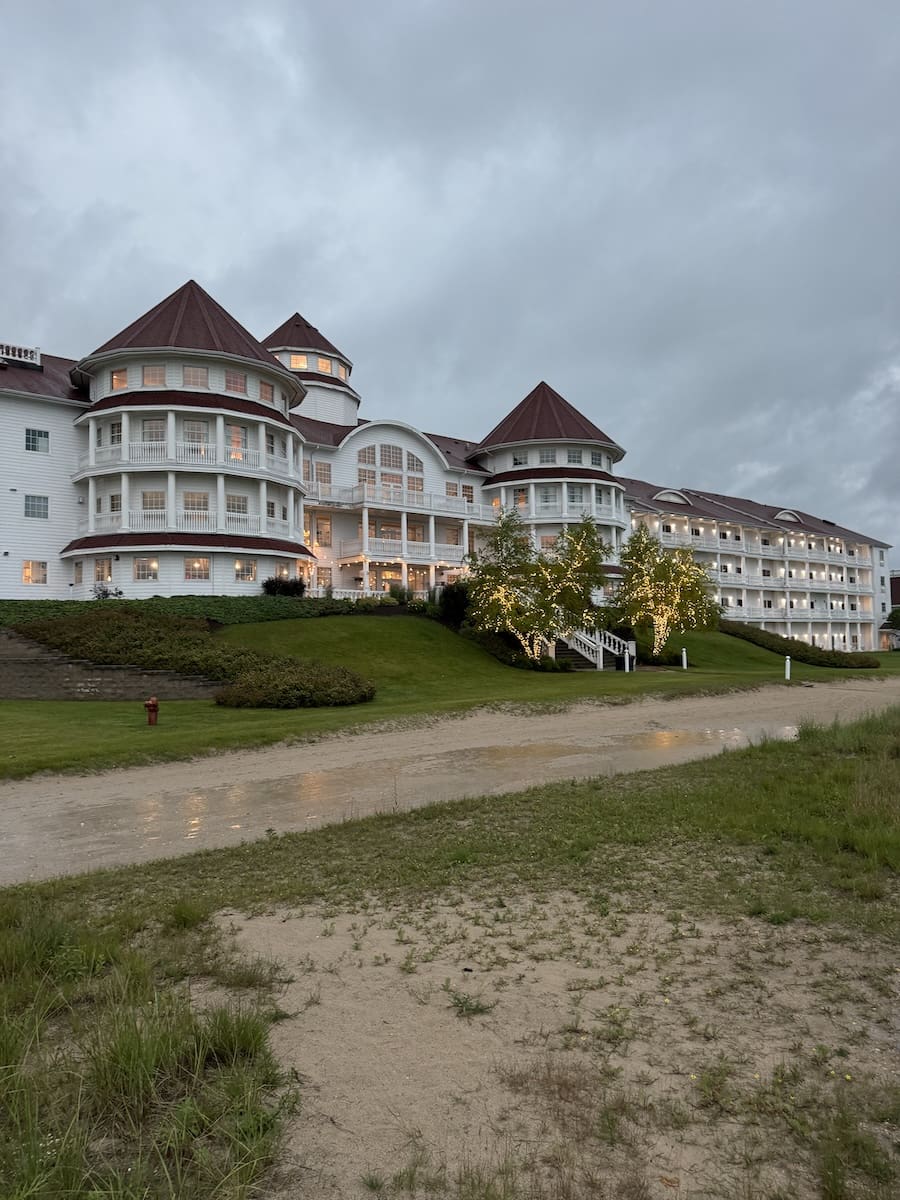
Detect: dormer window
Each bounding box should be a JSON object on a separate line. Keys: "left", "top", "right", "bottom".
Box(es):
{"left": 406, "top": 452, "right": 423, "bottom": 473}
{"left": 183, "top": 366, "right": 208, "bottom": 388}
{"left": 591, "top": 451, "right": 604, "bottom": 467}
{"left": 290, "top": 354, "right": 307, "bottom": 370}
{"left": 110, "top": 369, "right": 128, "bottom": 391}
{"left": 142, "top": 365, "right": 165, "bottom": 387}
{"left": 337, "top": 364, "right": 347, "bottom": 380}
{"left": 317, "top": 357, "right": 332, "bottom": 374}
{"left": 259, "top": 381, "right": 274, "bottom": 403}
{"left": 539, "top": 448, "right": 556, "bottom": 464}
{"left": 512, "top": 451, "right": 529, "bottom": 466}
{"left": 225, "top": 369, "right": 247, "bottom": 395}
{"left": 567, "top": 449, "right": 583, "bottom": 465}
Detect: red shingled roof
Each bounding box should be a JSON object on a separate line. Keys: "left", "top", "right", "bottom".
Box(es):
{"left": 60, "top": 533, "right": 314, "bottom": 557}
{"left": 476, "top": 382, "right": 622, "bottom": 455}
{"left": 264, "top": 312, "right": 346, "bottom": 361}
{"left": 85, "top": 281, "right": 282, "bottom": 368}
{"left": 86, "top": 391, "right": 295, "bottom": 429}
{"left": 0, "top": 353, "right": 87, "bottom": 402}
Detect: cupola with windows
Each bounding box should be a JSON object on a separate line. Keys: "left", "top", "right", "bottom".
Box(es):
{"left": 264, "top": 312, "right": 359, "bottom": 425}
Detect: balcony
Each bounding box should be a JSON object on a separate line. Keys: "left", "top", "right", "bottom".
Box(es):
{"left": 304, "top": 481, "right": 496, "bottom": 521}
{"left": 76, "top": 509, "right": 299, "bottom": 540}
{"left": 76, "top": 442, "right": 294, "bottom": 479}
{"left": 336, "top": 538, "right": 466, "bottom": 564}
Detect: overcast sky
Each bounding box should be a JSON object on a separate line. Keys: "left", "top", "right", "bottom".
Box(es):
{"left": 2, "top": 2, "right": 899, "bottom": 553}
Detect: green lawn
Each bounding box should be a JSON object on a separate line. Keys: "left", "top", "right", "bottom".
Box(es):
{"left": 1, "top": 617, "right": 896, "bottom": 780}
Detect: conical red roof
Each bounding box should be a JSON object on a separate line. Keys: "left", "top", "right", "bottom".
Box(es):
{"left": 86, "top": 280, "right": 281, "bottom": 367}
{"left": 264, "top": 312, "right": 346, "bottom": 360}
{"left": 476, "top": 381, "right": 621, "bottom": 453}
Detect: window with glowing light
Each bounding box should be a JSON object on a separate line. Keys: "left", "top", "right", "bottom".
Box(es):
{"left": 462, "top": 484, "right": 474, "bottom": 503}
{"left": 183, "top": 365, "right": 208, "bottom": 388}
{"left": 22, "top": 560, "right": 47, "bottom": 585}
{"left": 226, "top": 424, "right": 247, "bottom": 460}
{"left": 407, "top": 476, "right": 424, "bottom": 493}
{"left": 142, "top": 365, "right": 165, "bottom": 387}
{"left": 184, "top": 558, "right": 210, "bottom": 581}
{"left": 94, "top": 558, "right": 112, "bottom": 583}
{"left": 337, "top": 364, "right": 347, "bottom": 380}
{"left": 513, "top": 488, "right": 528, "bottom": 509}
{"left": 110, "top": 368, "right": 128, "bottom": 391}
{"left": 133, "top": 558, "right": 159, "bottom": 581}
{"left": 224, "top": 369, "right": 247, "bottom": 394}
{"left": 317, "top": 357, "right": 332, "bottom": 374}
{"left": 234, "top": 559, "right": 256, "bottom": 582}
{"left": 290, "top": 354, "right": 307, "bottom": 370}
{"left": 317, "top": 566, "right": 332, "bottom": 588}
{"left": 259, "top": 381, "right": 274, "bottom": 403}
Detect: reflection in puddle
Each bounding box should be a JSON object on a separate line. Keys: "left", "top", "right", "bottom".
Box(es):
{"left": 133, "top": 722, "right": 799, "bottom": 852}
{"left": 8, "top": 721, "right": 800, "bottom": 884}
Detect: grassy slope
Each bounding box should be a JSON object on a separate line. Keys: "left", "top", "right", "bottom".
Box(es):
{"left": 2, "top": 618, "right": 897, "bottom": 780}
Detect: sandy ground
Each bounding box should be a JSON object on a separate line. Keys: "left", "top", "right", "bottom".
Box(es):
{"left": 223, "top": 892, "right": 900, "bottom": 1199}
{"left": 2, "top": 677, "right": 900, "bottom": 885}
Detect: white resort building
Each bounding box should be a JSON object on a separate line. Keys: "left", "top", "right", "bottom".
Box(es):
{"left": 1, "top": 281, "right": 891, "bottom": 650}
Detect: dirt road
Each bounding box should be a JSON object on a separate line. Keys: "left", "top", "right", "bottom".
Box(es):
{"left": 2, "top": 677, "right": 899, "bottom": 886}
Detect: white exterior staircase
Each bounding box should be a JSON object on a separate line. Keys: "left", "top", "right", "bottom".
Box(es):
{"left": 556, "top": 628, "right": 635, "bottom": 671}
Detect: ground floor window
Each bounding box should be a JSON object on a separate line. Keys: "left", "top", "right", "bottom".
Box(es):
{"left": 317, "top": 567, "right": 332, "bottom": 588}
{"left": 133, "top": 558, "right": 159, "bottom": 581}
{"left": 94, "top": 557, "right": 112, "bottom": 583}
{"left": 184, "top": 557, "right": 210, "bottom": 581}
{"left": 22, "top": 560, "right": 47, "bottom": 585}
{"left": 234, "top": 559, "right": 256, "bottom": 582}
{"left": 73, "top": 561, "right": 83, "bottom": 584}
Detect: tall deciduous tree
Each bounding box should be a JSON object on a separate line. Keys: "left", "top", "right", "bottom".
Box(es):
{"left": 466, "top": 509, "right": 610, "bottom": 659}
{"left": 616, "top": 524, "right": 719, "bottom": 657}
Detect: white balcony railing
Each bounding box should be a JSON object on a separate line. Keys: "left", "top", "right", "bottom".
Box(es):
{"left": 130, "top": 508, "right": 167, "bottom": 530}
{"left": 176, "top": 509, "right": 215, "bottom": 531}
{"left": 336, "top": 538, "right": 467, "bottom": 563}
{"left": 76, "top": 441, "right": 295, "bottom": 478}
{"left": 303, "top": 481, "right": 496, "bottom": 521}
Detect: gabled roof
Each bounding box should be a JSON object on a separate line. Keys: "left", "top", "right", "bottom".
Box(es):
{"left": 264, "top": 312, "right": 346, "bottom": 361}
{"left": 475, "top": 381, "right": 622, "bottom": 456}
{"left": 85, "top": 280, "right": 282, "bottom": 368}
{"left": 0, "top": 352, "right": 87, "bottom": 402}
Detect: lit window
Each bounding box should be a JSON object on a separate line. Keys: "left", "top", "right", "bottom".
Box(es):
{"left": 317, "top": 357, "right": 332, "bottom": 374}
{"left": 540, "top": 535, "right": 557, "bottom": 551}
{"left": 446, "top": 482, "right": 459, "bottom": 497}
{"left": 143, "top": 419, "right": 165, "bottom": 442}
{"left": 133, "top": 558, "right": 159, "bottom": 581}
{"left": 142, "top": 365, "right": 165, "bottom": 387}
{"left": 358, "top": 445, "right": 376, "bottom": 464}
{"left": 407, "top": 452, "right": 423, "bottom": 473}
{"left": 109, "top": 494, "right": 122, "bottom": 514}
{"left": 225, "top": 494, "right": 247, "bottom": 514}
{"left": 591, "top": 451, "right": 604, "bottom": 467}
{"left": 513, "top": 488, "right": 528, "bottom": 509}
{"left": 358, "top": 468, "right": 375, "bottom": 487}
{"left": 315, "top": 462, "right": 332, "bottom": 484}
{"left": 22, "top": 560, "right": 47, "bottom": 585}
{"left": 380, "top": 444, "right": 403, "bottom": 469}
{"left": 235, "top": 559, "right": 256, "bottom": 582}
{"left": 315, "top": 516, "right": 332, "bottom": 546}
{"left": 462, "top": 484, "right": 474, "bottom": 503}
{"left": 226, "top": 424, "right": 247, "bottom": 460}
{"left": 259, "top": 380, "right": 274, "bottom": 403}
{"left": 110, "top": 369, "right": 128, "bottom": 391}
{"left": 183, "top": 365, "right": 209, "bottom": 388}
{"left": 110, "top": 421, "right": 122, "bottom": 445}
{"left": 317, "top": 566, "right": 332, "bottom": 588}
{"left": 512, "top": 451, "right": 529, "bottom": 466}
{"left": 73, "top": 561, "right": 83, "bottom": 584}
{"left": 184, "top": 558, "right": 210, "bottom": 581}
{"left": 337, "top": 364, "right": 347, "bottom": 380}
{"left": 94, "top": 558, "right": 112, "bottom": 583}
{"left": 25, "top": 428, "right": 49, "bottom": 453}
{"left": 142, "top": 491, "right": 165, "bottom": 510}
{"left": 224, "top": 369, "right": 247, "bottom": 394}
{"left": 407, "top": 476, "right": 424, "bottom": 493}
{"left": 567, "top": 449, "right": 583, "bottom": 464}
{"left": 24, "top": 495, "right": 49, "bottom": 519}
{"left": 539, "top": 448, "right": 556, "bottom": 464}
{"left": 289, "top": 354, "right": 307, "bottom": 370}
{"left": 184, "top": 492, "right": 210, "bottom": 511}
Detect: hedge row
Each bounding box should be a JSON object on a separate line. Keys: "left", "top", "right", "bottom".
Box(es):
{"left": 719, "top": 619, "right": 880, "bottom": 668}
{"left": 0, "top": 594, "right": 395, "bottom": 629}
{"left": 13, "top": 606, "right": 375, "bottom": 708}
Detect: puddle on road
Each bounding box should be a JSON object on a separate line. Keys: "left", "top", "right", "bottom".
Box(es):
{"left": 7, "top": 722, "right": 797, "bottom": 884}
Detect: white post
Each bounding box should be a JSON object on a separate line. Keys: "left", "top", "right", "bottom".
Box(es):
{"left": 681, "top": 647, "right": 688, "bottom": 670}
{"left": 785, "top": 655, "right": 791, "bottom": 682}
{"left": 623, "top": 650, "right": 630, "bottom": 673}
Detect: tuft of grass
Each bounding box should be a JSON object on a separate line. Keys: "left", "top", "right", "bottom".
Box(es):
{"left": 442, "top": 980, "right": 497, "bottom": 1019}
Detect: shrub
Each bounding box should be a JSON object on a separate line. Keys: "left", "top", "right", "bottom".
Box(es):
{"left": 437, "top": 581, "right": 470, "bottom": 630}
{"left": 261, "top": 576, "right": 306, "bottom": 598}
{"left": 459, "top": 624, "right": 571, "bottom": 671}
{"left": 719, "top": 619, "right": 880, "bottom": 668}
{"left": 0, "top": 595, "right": 357, "bottom": 628}
{"left": 13, "top": 606, "right": 375, "bottom": 708}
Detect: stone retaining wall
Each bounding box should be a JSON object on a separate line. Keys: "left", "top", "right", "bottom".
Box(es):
{"left": 0, "top": 631, "right": 219, "bottom": 700}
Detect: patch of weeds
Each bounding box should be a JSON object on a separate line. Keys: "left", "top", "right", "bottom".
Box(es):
{"left": 442, "top": 981, "right": 497, "bottom": 1019}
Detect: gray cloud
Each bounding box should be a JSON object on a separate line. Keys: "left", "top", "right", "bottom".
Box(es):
{"left": 2, "top": 0, "right": 899, "bottom": 550}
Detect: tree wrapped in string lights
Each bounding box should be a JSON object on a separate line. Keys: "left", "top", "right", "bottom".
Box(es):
{"left": 616, "top": 524, "right": 719, "bottom": 657}
{"left": 466, "top": 508, "right": 610, "bottom": 660}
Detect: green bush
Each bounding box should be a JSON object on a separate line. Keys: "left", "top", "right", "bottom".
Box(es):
{"left": 13, "top": 606, "right": 376, "bottom": 708}
{"left": 214, "top": 662, "right": 375, "bottom": 708}
{"left": 719, "top": 619, "right": 880, "bottom": 668}
{"left": 0, "top": 595, "right": 359, "bottom": 628}
{"left": 437, "top": 581, "right": 470, "bottom": 630}
{"left": 261, "top": 576, "right": 307, "bottom": 597}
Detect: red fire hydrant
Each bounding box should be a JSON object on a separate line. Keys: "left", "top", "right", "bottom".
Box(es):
{"left": 144, "top": 696, "right": 159, "bottom": 726}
